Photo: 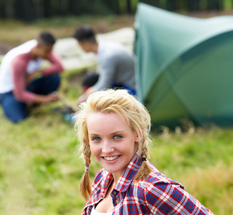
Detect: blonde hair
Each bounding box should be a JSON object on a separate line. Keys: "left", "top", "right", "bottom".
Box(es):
{"left": 75, "top": 89, "right": 151, "bottom": 201}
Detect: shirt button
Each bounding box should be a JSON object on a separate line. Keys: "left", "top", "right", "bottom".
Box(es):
{"left": 112, "top": 191, "right": 116, "bottom": 195}
{"left": 115, "top": 200, "right": 119, "bottom": 204}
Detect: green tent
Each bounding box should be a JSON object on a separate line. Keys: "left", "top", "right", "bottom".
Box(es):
{"left": 135, "top": 3, "right": 233, "bottom": 128}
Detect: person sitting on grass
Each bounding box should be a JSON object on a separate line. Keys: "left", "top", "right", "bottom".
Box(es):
{"left": 73, "top": 26, "right": 136, "bottom": 105}
{"left": 75, "top": 89, "right": 214, "bottom": 215}
{"left": 0, "top": 31, "right": 64, "bottom": 123}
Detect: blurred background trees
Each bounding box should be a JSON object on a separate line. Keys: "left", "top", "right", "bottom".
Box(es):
{"left": 0, "top": 0, "right": 232, "bottom": 22}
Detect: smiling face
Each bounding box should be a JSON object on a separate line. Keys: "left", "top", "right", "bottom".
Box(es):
{"left": 87, "top": 112, "right": 139, "bottom": 179}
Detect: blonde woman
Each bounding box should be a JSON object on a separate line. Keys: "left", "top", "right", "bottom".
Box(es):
{"left": 75, "top": 89, "right": 213, "bottom": 215}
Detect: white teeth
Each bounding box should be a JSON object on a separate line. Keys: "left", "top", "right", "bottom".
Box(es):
{"left": 104, "top": 156, "right": 119, "bottom": 161}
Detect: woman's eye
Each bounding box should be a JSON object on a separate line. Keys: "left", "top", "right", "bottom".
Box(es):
{"left": 92, "top": 137, "right": 101, "bottom": 141}
{"left": 114, "top": 135, "right": 122, "bottom": 139}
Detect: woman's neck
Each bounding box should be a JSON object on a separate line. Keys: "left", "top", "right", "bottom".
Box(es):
{"left": 112, "top": 167, "right": 126, "bottom": 184}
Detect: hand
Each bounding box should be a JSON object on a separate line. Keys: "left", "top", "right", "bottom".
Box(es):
{"left": 76, "top": 87, "right": 95, "bottom": 106}
{"left": 26, "top": 69, "right": 43, "bottom": 85}
{"left": 44, "top": 93, "right": 60, "bottom": 104}
{"left": 76, "top": 94, "right": 87, "bottom": 106}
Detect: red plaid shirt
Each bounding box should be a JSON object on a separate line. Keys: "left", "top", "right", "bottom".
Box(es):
{"left": 82, "top": 150, "right": 214, "bottom": 215}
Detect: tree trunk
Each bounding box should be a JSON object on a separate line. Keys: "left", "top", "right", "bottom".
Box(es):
{"left": 187, "top": 0, "right": 200, "bottom": 11}
{"left": 115, "top": 0, "right": 120, "bottom": 14}
{"left": 43, "top": 0, "right": 52, "bottom": 17}
{"left": 207, "top": 0, "right": 220, "bottom": 10}
{"left": 5, "top": 0, "right": 15, "bottom": 19}
{"left": 166, "top": 0, "right": 176, "bottom": 11}
{"left": 126, "top": 0, "right": 131, "bottom": 14}
{"left": 0, "top": 0, "right": 7, "bottom": 19}
{"left": 59, "top": 0, "right": 67, "bottom": 16}
{"left": 68, "top": 0, "right": 79, "bottom": 15}
{"left": 23, "top": 0, "right": 34, "bottom": 22}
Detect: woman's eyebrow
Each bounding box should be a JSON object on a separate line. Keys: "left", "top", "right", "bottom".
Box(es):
{"left": 110, "top": 131, "right": 125, "bottom": 135}
{"left": 89, "top": 131, "right": 125, "bottom": 136}
{"left": 89, "top": 133, "right": 99, "bottom": 136}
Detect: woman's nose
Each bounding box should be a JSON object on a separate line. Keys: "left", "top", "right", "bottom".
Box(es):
{"left": 102, "top": 139, "right": 114, "bottom": 153}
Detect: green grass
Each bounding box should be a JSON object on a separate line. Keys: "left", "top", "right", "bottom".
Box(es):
{"left": 1, "top": 71, "right": 233, "bottom": 214}
{"left": 0, "top": 62, "right": 233, "bottom": 214}
{"left": 1, "top": 101, "right": 233, "bottom": 214}
{"left": 150, "top": 128, "right": 233, "bottom": 214}
{"left": 1, "top": 14, "right": 233, "bottom": 215}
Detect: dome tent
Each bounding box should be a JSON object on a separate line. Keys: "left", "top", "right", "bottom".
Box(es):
{"left": 134, "top": 3, "right": 233, "bottom": 128}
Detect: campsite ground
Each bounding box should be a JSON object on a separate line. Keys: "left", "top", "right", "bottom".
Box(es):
{"left": 1, "top": 13, "right": 233, "bottom": 214}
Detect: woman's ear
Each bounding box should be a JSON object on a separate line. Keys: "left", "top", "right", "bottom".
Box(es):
{"left": 135, "top": 131, "right": 142, "bottom": 143}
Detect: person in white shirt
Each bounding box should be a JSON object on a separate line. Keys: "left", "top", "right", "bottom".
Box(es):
{"left": 0, "top": 32, "right": 64, "bottom": 123}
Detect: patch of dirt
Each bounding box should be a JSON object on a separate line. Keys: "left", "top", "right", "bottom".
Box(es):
{"left": 183, "top": 10, "right": 233, "bottom": 18}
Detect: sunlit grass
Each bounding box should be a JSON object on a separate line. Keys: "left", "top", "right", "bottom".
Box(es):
{"left": 0, "top": 66, "right": 233, "bottom": 214}
{"left": 1, "top": 98, "right": 233, "bottom": 214}
{"left": 182, "top": 164, "right": 233, "bottom": 214}
{"left": 1, "top": 14, "right": 233, "bottom": 214}
{"left": 149, "top": 127, "right": 233, "bottom": 214}
{"left": 0, "top": 111, "right": 85, "bottom": 215}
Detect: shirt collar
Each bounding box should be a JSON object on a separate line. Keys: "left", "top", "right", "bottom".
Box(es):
{"left": 114, "top": 149, "right": 142, "bottom": 193}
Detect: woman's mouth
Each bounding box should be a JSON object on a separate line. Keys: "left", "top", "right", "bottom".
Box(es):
{"left": 103, "top": 155, "right": 120, "bottom": 161}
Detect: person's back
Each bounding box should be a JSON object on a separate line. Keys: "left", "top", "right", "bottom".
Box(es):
{"left": 0, "top": 40, "right": 40, "bottom": 94}
{"left": 74, "top": 26, "right": 136, "bottom": 105}
{"left": 95, "top": 41, "right": 135, "bottom": 92}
